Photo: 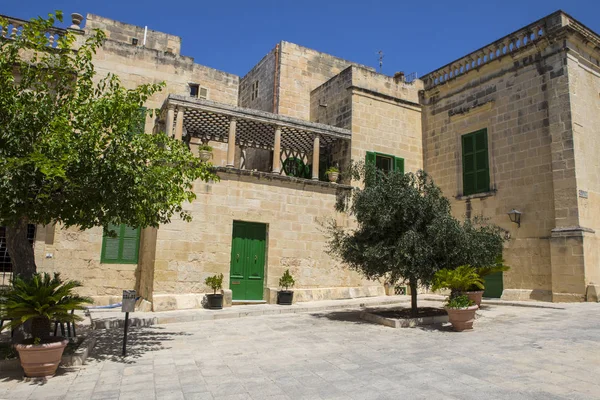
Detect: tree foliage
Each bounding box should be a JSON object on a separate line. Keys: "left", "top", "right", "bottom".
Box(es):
{"left": 0, "top": 12, "right": 219, "bottom": 278}
{"left": 327, "top": 163, "right": 505, "bottom": 315}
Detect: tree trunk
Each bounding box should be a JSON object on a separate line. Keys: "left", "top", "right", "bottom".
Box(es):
{"left": 409, "top": 279, "right": 418, "bottom": 317}
{"left": 5, "top": 218, "right": 36, "bottom": 280}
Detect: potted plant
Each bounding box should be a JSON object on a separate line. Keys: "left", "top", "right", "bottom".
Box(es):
{"left": 0, "top": 273, "right": 92, "bottom": 377}
{"left": 445, "top": 294, "right": 478, "bottom": 332}
{"left": 432, "top": 265, "right": 485, "bottom": 306}
{"left": 198, "top": 144, "right": 213, "bottom": 162}
{"left": 326, "top": 166, "right": 339, "bottom": 183}
{"left": 277, "top": 269, "right": 295, "bottom": 305}
{"left": 473, "top": 257, "right": 510, "bottom": 305}
{"left": 205, "top": 273, "right": 224, "bottom": 309}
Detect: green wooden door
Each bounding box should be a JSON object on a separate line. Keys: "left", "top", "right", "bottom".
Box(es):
{"left": 483, "top": 271, "right": 503, "bottom": 298}
{"left": 229, "top": 221, "right": 266, "bottom": 301}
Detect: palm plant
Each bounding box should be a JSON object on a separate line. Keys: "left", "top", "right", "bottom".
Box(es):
{"left": 431, "top": 265, "right": 484, "bottom": 297}
{"left": 476, "top": 256, "right": 510, "bottom": 279}
{"left": 0, "top": 273, "right": 92, "bottom": 341}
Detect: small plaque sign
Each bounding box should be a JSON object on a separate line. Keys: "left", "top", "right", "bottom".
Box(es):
{"left": 231, "top": 281, "right": 241, "bottom": 285}
{"left": 579, "top": 190, "right": 589, "bottom": 199}
{"left": 122, "top": 290, "right": 136, "bottom": 313}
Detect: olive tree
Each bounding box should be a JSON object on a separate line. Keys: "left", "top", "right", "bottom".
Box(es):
{"left": 326, "top": 163, "right": 504, "bottom": 315}
{"left": 0, "top": 12, "right": 218, "bottom": 278}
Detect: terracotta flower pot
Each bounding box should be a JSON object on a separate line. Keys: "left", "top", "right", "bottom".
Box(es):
{"left": 464, "top": 290, "right": 484, "bottom": 307}
{"left": 15, "top": 338, "right": 69, "bottom": 377}
{"left": 445, "top": 305, "right": 478, "bottom": 332}
{"left": 198, "top": 150, "right": 212, "bottom": 162}
{"left": 328, "top": 172, "right": 339, "bottom": 183}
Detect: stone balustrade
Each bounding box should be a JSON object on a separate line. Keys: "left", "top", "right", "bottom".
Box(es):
{"left": 0, "top": 13, "right": 83, "bottom": 48}
{"left": 421, "top": 11, "right": 572, "bottom": 90}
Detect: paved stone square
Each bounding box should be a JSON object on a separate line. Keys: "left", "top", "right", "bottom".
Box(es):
{"left": 1, "top": 301, "right": 600, "bottom": 399}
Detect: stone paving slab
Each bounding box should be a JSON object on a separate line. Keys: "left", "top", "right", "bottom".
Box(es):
{"left": 89, "top": 294, "right": 566, "bottom": 329}
{"left": 3, "top": 300, "right": 599, "bottom": 399}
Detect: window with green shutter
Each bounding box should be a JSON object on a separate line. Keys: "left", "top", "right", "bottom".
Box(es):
{"left": 101, "top": 224, "right": 140, "bottom": 264}
{"left": 365, "top": 151, "right": 404, "bottom": 174}
{"left": 461, "top": 129, "right": 490, "bottom": 195}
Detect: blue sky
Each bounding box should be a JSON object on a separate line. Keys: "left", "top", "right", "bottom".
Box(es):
{"left": 3, "top": 1, "right": 600, "bottom": 78}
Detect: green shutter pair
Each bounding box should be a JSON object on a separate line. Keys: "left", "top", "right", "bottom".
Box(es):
{"left": 462, "top": 129, "right": 490, "bottom": 195}
{"left": 365, "top": 151, "right": 404, "bottom": 174}
{"left": 101, "top": 224, "right": 140, "bottom": 264}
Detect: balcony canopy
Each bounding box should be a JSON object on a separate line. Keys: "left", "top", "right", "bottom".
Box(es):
{"left": 158, "top": 95, "right": 351, "bottom": 153}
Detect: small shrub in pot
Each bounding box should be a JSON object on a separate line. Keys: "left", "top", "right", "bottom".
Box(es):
{"left": 205, "top": 273, "right": 224, "bottom": 309}
{"left": 444, "top": 294, "right": 478, "bottom": 332}
{"left": 326, "top": 166, "right": 339, "bottom": 183}
{"left": 198, "top": 144, "right": 213, "bottom": 162}
{"left": 277, "top": 269, "right": 295, "bottom": 305}
{"left": 0, "top": 273, "right": 92, "bottom": 377}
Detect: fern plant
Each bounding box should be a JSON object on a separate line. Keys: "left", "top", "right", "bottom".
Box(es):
{"left": 0, "top": 273, "right": 92, "bottom": 341}
{"left": 431, "top": 265, "right": 484, "bottom": 297}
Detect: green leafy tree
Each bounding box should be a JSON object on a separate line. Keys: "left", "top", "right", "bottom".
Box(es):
{"left": 327, "top": 163, "right": 504, "bottom": 316}
{"left": 0, "top": 12, "right": 218, "bottom": 279}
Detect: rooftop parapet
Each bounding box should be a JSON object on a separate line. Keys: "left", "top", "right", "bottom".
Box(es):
{"left": 420, "top": 11, "right": 581, "bottom": 90}
{"left": 0, "top": 13, "right": 83, "bottom": 48}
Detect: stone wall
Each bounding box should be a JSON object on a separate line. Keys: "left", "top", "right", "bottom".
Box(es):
{"left": 277, "top": 42, "right": 374, "bottom": 120}
{"left": 35, "top": 224, "right": 137, "bottom": 304}
{"left": 311, "top": 66, "right": 423, "bottom": 175}
{"left": 421, "top": 36, "right": 565, "bottom": 301}
{"left": 85, "top": 13, "right": 181, "bottom": 54}
{"left": 565, "top": 36, "right": 600, "bottom": 293}
{"left": 84, "top": 14, "right": 240, "bottom": 136}
{"left": 147, "top": 170, "right": 382, "bottom": 310}
{"left": 238, "top": 46, "right": 277, "bottom": 112}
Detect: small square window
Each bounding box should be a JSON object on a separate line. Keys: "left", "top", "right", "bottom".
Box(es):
{"left": 375, "top": 155, "right": 393, "bottom": 173}
{"left": 189, "top": 84, "right": 199, "bottom": 98}
{"left": 251, "top": 81, "right": 259, "bottom": 101}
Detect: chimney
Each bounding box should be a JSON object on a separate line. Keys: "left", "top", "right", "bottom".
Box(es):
{"left": 393, "top": 71, "right": 405, "bottom": 83}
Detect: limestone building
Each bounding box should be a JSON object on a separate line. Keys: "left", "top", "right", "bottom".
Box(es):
{"left": 1, "top": 10, "right": 598, "bottom": 309}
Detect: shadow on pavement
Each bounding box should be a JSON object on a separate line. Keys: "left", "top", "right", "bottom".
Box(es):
{"left": 89, "top": 325, "right": 191, "bottom": 364}
{"left": 308, "top": 310, "right": 373, "bottom": 325}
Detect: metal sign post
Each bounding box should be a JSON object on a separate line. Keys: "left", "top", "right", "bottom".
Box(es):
{"left": 121, "top": 290, "right": 136, "bottom": 356}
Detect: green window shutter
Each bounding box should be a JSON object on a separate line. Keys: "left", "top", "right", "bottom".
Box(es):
{"left": 365, "top": 151, "right": 376, "bottom": 165}
{"left": 394, "top": 157, "right": 404, "bottom": 174}
{"left": 120, "top": 225, "right": 140, "bottom": 263}
{"left": 474, "top": 130, "right": 490, "bottom": 193}
{"left": 101, "top": 224, "right": 140, "bottom": 264}
{"left": 462, "top": 129, "right": 489, "bottom": 195}
{"left": 101, "top": 224, "right": 121, "bottom": 263}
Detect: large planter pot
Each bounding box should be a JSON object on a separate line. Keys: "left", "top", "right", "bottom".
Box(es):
{"left": 206, "top": 294, "right": 223, "bottom": 310}
{"left": 463, "top": 290, "right": 484, "bottom": 307}
{"left": 198, "top": 150, "right": 212, "bottom": 162}
{"left": 327, "top": 172, "right": 339, "bottom": 183}
{"left": 277, "top": 290, "right": 294, "bottom": 305}
{"left": 445, "top": 305, "right": 478, "bottom": 332}
{"left": 15, "top": 338, "right": 69, "bottom": 377}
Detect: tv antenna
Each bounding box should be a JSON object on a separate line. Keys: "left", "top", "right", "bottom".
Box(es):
{"left": 377, "top": 50, "right": 384, "bottom": 73}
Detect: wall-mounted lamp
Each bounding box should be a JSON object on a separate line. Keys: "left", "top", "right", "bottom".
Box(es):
{"left": 507, "top": 209, "right": 522, "bottom": 228}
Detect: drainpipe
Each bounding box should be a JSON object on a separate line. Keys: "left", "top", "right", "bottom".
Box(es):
{"left": 272, "top": 43, "right": 280, "bottom": 114}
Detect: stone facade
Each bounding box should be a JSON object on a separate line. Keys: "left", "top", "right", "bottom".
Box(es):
{"left": 7, "top": 9, "right": 598, "bottom": 308}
